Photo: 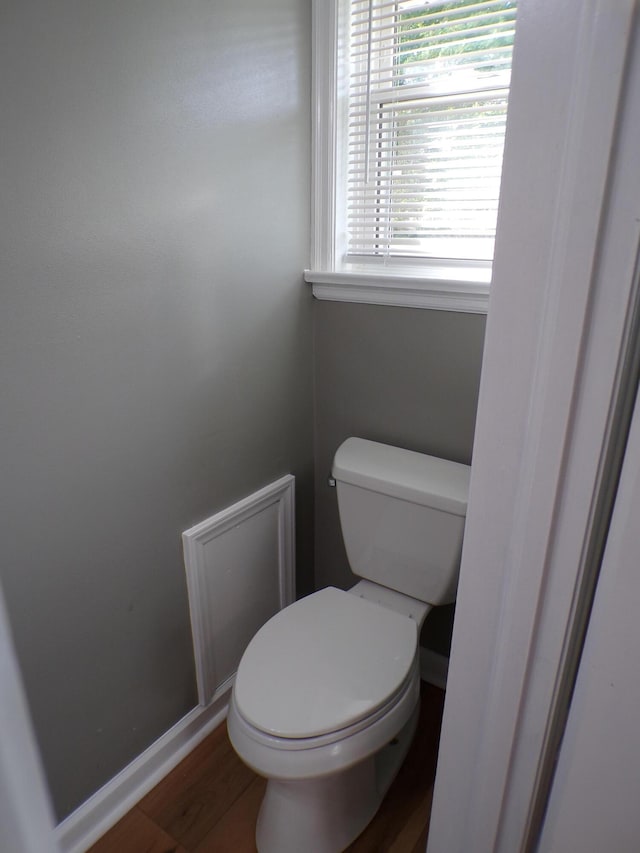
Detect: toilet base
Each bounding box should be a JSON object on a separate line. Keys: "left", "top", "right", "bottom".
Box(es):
{"left": 255, "top": 700, "right": 420, "bottom": 853}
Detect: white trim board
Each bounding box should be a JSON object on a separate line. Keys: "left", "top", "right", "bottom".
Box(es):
{"left": 0, "top": 584, "right": 59, "bottom": 853}
{"left": 183, "top": 475, "right": 295, "bottom": 706}
{"left": 427, "top": 3, "right": 640, "bottom": 852}
{"left": 55, "top": 690, "right": 230, "bottom": 853}
{"left": 419, "top": 647, "right": 449, "bottom": 691}
{"left": 305, "top": 270, "right": 489, "bottom": 313}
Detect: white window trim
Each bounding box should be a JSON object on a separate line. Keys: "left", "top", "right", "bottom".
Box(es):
{"left": 304, "top": 267, "right": 490, "bottom": 313}
{"left": 307, "top": 0, "right": 499, "bottom": 314}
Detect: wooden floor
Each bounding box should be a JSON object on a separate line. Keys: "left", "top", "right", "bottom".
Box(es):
{"left": 88, "top": 682, "right": 445, "bottom": 853}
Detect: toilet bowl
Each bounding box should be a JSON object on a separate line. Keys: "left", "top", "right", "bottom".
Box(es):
{"left": 227, "top": 438, "right": 471, "bottom": 852}
{"left": 228, "top": 585, "right": 429, "bottom": 853}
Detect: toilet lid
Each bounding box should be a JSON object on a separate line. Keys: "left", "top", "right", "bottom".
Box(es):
{"left": 233, "top": 587, "right": 417, "bottom": 739}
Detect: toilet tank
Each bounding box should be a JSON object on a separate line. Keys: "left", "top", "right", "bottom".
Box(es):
{"left": 332, "top": 438, "right": 471, "bottom": 605}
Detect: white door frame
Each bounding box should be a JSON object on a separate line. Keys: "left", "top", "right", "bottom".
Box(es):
{"left": 0, "top": 582, "right": 59, "bottom": 852}
{"left": 539, "top": 307, "right": 640, "bottom": 851}
{"left": 428, "top": 2, "right": 640, "bottom": 851}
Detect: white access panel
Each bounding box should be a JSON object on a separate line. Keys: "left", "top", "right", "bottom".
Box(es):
{"left": 182, "top": 475, "right": 295, "bottom": 705}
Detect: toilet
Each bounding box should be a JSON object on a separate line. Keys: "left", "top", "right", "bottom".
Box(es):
{"left": 227, "top": 437, "right": 471, "bottom": 853}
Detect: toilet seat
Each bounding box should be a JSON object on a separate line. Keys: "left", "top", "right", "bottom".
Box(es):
{"left": 228, "top": 654, "right": 420, "bottom": 781}
{"left": 234, "top": 653, "right": 418, "bottom": 750}
{"left": 233, "top": 586, "right": 418, "bottom": 740}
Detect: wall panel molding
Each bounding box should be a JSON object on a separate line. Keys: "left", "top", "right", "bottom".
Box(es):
{"left": 183, "top": 476, "right": 296, "bottom": 706}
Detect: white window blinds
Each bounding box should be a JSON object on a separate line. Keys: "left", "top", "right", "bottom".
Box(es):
{"left": 346, "top": 0, "right": 517, "bottom": 264}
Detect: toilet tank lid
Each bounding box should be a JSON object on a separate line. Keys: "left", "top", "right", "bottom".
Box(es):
{"left": 332, "top": 438, "right": 471, "bottom": 517}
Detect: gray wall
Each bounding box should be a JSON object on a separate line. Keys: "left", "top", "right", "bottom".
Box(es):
{"left": 0, "top": 0, "right": 313, "bottom": 820}
{"left": 313, "top": 301, "right": 486, "bottom": 654}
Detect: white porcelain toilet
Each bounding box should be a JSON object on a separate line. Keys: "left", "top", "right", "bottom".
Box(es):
{"left": 227, "top": 437, "right": 470, "bottom": 853}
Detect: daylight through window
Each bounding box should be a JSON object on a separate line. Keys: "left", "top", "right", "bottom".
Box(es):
{"left": 346, "top": 0, "right": 517, "bottom": 266}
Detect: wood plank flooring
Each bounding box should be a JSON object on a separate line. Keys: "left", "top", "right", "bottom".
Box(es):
{"left": 88, "top": 682, "right": 445, "bottom": 853}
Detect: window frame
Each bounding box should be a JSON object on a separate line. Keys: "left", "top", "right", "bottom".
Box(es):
{"left": 306, "top": 0, "right": 513, "bottom": 313}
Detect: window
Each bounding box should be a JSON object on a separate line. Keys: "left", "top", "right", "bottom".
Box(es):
{"left": 306, "top": 0, "right": 518, "bottom": 311}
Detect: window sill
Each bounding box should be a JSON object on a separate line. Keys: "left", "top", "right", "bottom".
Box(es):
{"left": 304, "top": 268, "right": 490, "bottom": 314}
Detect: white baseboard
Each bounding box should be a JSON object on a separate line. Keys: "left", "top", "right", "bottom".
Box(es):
{"left": 420, "top": 646, "right": 449, "bottom": 690}
{"left": 55, "top": 686, "right": 231, "bottom": 853}
{"left": 54, "top": 647, "right": 446, "bottom": 853}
